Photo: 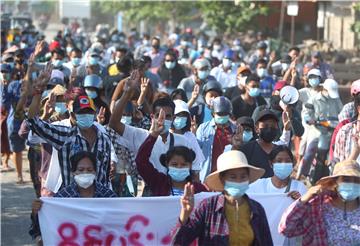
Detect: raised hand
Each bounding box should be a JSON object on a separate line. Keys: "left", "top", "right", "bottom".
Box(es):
{"left": 300, "top": 185, "right": 324, "bottom": 203}
{"left": 34, "top": 40, "right": 46, "bottom": 57}
{"left": 191, "top": 84, "right": 200, "bottom": 100}
{"left": 180, "top": 182, "right": 195, "bottom": 224}
{"left": 140, "top": 77, "right": 150, "bottom": 94}
{"left": 34, "top": 63, "right": 52, "bottom": 92}
{"left": 149, "top": 108, "right": 165, "bottom": 137}
{"left": 231, "top": 123, "right": 244, "bottom": 149}
{"left": 96, "top": 106, "right": 106, "bottom": 124}
{"left": 282, "top": 110, "right": 291, "bottom": 131}
{"left": 190, "top": 115, "right": 197, "bottom": 134}
{"left": 43, "top": 92, "right": 56, "bottom": 116}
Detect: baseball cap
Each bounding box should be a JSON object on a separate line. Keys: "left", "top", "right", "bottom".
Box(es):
{"left": 237, "top": 116, "right": 254, "bottom": 128}
{"left": 323, "top": 79, "right": 339, "bottom": 99}
{"left": 84, "top": 74, "right": 102, "bottom": 88}
{"left": 253, "top": 108, "right": 278, "bottom": 123}
{"left": 224, "top": 50, "right": 234, "bottom": 60}
{"left": 274, "top": 80, "right": 287, "bottom": 91}
{"left": 49, "top": 70, "right": 65, "bottom": 86}
{"left": 193, "top": 58, "right": 211, "bottom": 70}
{"left": 237, "top": 66, "right": 251, "bottom": 76}
{"left": 281, "top": 54, "right": 292, "bottom": 64}
{"left": 72, "top": 95, "right": 96, "bottom": 113}
{"left": 307, "top": 68, "right": 322, "bottom": 78}
{"left": 174, "top": 100, "right": 190, "bottom": 114}
{"left": 257, "top": 41, "right": 267, "bottom": 49}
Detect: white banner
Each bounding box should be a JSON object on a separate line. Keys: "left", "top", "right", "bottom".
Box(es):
{"left": 39, "top": 193, "right": 293, "bottom": 246}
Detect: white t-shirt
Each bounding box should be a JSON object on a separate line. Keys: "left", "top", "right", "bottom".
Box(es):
{"left": 124, "top": 125, "right": 204, "bottom": 174}
{"left": 248, "top": 177, "right": 308, "bottom": 195}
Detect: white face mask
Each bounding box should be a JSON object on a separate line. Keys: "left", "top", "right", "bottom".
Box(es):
{"left": 74, "top": 173, "right": 95, "bottom": 188}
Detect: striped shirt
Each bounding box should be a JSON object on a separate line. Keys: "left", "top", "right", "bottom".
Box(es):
{"left": 26, "top": 116, "right": 112, "bottom": 187}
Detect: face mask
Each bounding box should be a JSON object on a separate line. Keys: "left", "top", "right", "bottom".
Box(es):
{"left": 259, "top": 127, "right": 279, "bottom": 143}
{"left": 20, "top": 42, "right": 28, "bottom": 49}
{"left": 74, "top": 173, "right": 96, "bottom": 189}
{"left": 198, "top": 70, "right": 209, "bottom": 80}
{"left": 213, "top": 44, "right": 221, "bottom": 51}
{"left": 52, "top": 59, "right": 63, "bottom": 67}
{"left": 214, "top": 115, "right": 230, "bottom": 125}
{"left": 281, "top": 63, "right": 289, "bottom": 71}
{"left": 222, "top": 58, "right": 232, "bottom": 68}
{"left": 243, "top": 130, "right": 253, "bottom": 143}
{"left": 152, "top": 44, "right": 160, "bottom": 50}
{"left": 224, "top": 181, "right": 249, "bottom": 197}
{"left": 173, "top": 116, "right": 187, "bottom": 130}
{"left": 249, "top": 87, "right": 261, "bottom": 97}
{"left": 180, "top": 40, "right": 187, "bottom": 47}
{"left": 121, "top": 116, "right": 132, "bottom": 125}
{"left": 273, "top": 162, "right": 293, "bottom": 180}
{"left": 308, "top": 78, "right": 320, "bottom": 87}
{"left": 66, "top": 46, "right": 73, "bottom": 53}
{"left": 54, "top": 102, "right": 67, "bottom": 114}
{"left": 198, "top": 47, "right": 204, "bottom": 53}
{"left": 7, "top": 62, "right": 14, "bottom": 69}
{"left": 337, "top": 183, "right": 360, "bottom": 201}
{"left": 165, "top": 61, "right": 176, "bottom": 70}
{"left": 168, "top": 167, "right": 190, "bottom": 182}
{"left": 76, "top": 114, "right": 94, "bottom": 129}
{"left": 162, "top": 120, "right": 173, "bottom": 134}
{"left": 72, "top": 57, "right": 81, "bottom": 66}
{"left": 143, "top": 39, "right": 150, "bottom": 46}
{"left": 89, "top": 57, "right": 99, "bottom": 66}
{"left": 256, "top": 68, "right": 267, "bottom": 78}
{"left": 85, "top": 89, "right": 98, "bottom": 99}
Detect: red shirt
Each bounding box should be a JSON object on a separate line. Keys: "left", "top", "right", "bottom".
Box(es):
{"left": 211, "top": 125, "right": 232, "bottom": 173}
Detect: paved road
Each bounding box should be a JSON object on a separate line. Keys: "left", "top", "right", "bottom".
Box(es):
{"left": 1, "top": 152, "right": 35, "bottom": 246}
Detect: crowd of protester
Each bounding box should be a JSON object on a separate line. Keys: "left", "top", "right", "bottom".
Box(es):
{"left": 1, "top": 24, "right": 360, "bottom": 245}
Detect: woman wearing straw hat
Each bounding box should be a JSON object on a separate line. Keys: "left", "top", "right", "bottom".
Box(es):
{"left": 279, "top": 160, "right": 360, "bottom": 246}
{"left": 172, "top": 150, "right": 273, "bottom": 245}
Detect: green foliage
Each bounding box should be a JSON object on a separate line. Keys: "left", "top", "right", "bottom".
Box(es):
{"left": 94, "top": 0, "right": 269, "bottom": 34}
{"left": 198, "top": 1, "right": 269, "bottom": 33}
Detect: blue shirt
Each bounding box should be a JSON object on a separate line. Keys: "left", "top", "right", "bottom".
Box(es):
{"left": 259, "top": 76, "right": 275, "bottom": 99}
{"left": 196, "top": 119, "right": 235, "bottom": 182}
{"left": 2, "top": 80, "right": 23, "bottom": 134}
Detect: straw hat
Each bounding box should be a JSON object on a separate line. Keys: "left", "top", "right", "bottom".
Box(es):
{"left": 317, "top": 160, "right": 360, "bottom": 187}
{"left": 205, "top": 150, "right": 265, "bottom": 191}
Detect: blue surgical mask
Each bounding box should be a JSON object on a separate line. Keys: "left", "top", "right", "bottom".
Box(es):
{"left": 309, "top": 78, "right": 320, "bottom": 87}
{"left": 222, "top": 58, "right": 232, "bottom": 68}
{"left": 54, "top": 102, "right": 67, "bottom": 114}
{"left": 337, "top": 182, "right": 360, "bottom": 201}
{"left": 121, "top": 116, "right": 132, "bottom": 125}
{"left": 52, "top": 59, "right": 63, "bottom": 67}
{"left": 7, "top": 62, "right": 14, "bottom": 69}
{"left": 162, "top": 120, "right": 173, "bottom": 134}
{"left": 72, "top": 57, "right": 81, "bottom": 66}
{"left": 75, "top": 114, "right": 94, "bottom": 129}
{"left": 243, "top": 130, "right": 253, "bottom": 143}
{"left": 168, "top": 167, "right": 190, "bottom": 182}
{"left": 165, "top": 61, "right": 176, "bottom": 70}
{"left": 66, "top": 46, "right": 73, "bottom": 53}
{"left": 173, "top": 116, "right": 187, "bottom": 130}
{"left": 249, "top": 88, "right": 260, "bottom": 97}
{"left": 257, "top": 68, "right": 267, "bottom": 78}
{"left": 85, "top": 89, "right": 98, "bottom": 99}
{"left": 214, "top": 115, "right": 230, "bottom": 125}
{"left": 198, "top": 70, "right": 209, "bottom": 80}
{"left": 89, "top": 57, "right": 99, "bottom": 66}
{"left": 273, "top": 162, "right": 293, "bottom": 180}
{"left": 224, "top": 181, "right": 249, "bottom": 197}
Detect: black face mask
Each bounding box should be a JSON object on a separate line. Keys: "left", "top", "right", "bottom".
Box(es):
{"left": 152, "top": 44, "right": 160, "bottom": 50}
{"left": 259, "top": 127, "right": 279, "bottom": 143}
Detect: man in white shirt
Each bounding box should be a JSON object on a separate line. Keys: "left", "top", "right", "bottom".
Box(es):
{"left": 210, "top": 49, "right": 237, "bottom": 89}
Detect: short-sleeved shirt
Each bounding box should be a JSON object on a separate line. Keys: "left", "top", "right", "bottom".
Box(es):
{"left": 232, "top": 95, "right": 267, "bottom": 119}
{"left": 122, "top": 125, "right": 204, "bottom": 173}
{"left": 240, "top": 140, "right": 274, "bottom": 178}
{"left": 248, "top": 177, "right": 308, "bottom": 195}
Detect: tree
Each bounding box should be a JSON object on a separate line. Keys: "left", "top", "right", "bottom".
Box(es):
{"left": 198, "top": 1, "right": 269, "bottom": 34}
{"left": 351, "top": 2, "right": 360, "bottom": 50}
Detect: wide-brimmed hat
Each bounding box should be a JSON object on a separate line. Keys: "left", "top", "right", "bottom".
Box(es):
{"left": 205, "top": 150, "right": 265, "bottom": 191}
{"left": 317, "top": 160, "right": 360, "bottom": 187}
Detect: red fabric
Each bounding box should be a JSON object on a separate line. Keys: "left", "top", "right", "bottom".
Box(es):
{"left": 329, "top": 119, "right": 350, "bottom": 161}
{"left": 0, "top": 115, "right": 10, "bottom": 154}
{"left": 211, "top": 126, "right": 232, "bottom": 173}
{"left": 49, "top": 41, "right": 61, "bottom": 52}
